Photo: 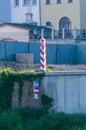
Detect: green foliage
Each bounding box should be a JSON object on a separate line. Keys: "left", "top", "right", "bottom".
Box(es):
{"left": 0, "top": 108, "right": 86, "bottom": 130}
{"left": 0, "top": 108, "right": 44, "bottom": 130}
{"left": 29, "top": 112, "right": 86, "bottom": 130}
{"left": 0, "top": 110, "right": 22, "bottom": 130}
{"left": 0, "top": 69, "right": 44, "bottom": 109}
{"left": 45, "top": 67, "right": 52, "bottom": 72}
{"left": 0, "top": 69, "right": 14, "bottom": 110}
{"left": 41, "top": 94, "right": 53, "bottom": 111}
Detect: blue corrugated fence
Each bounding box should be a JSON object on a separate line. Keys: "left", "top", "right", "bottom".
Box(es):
{"left": 0, "top": 41, "right": 86, "bottom": 64}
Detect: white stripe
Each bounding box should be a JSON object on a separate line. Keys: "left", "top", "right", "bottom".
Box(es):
{"left": 40, "top": 54, "right": 46, "bottom": 59}
{"left": 40, "top": 60, "right": 45, "bottom": 65}
{"left": 40, "top": 58, "right": 46, "bottom": 63}
{"left": 34, "top": 89, "right": 39, "bottom": 92}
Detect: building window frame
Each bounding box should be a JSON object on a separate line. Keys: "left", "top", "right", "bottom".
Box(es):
{"left": 46, "top": 21, "right": 52, "bottom": 26}
{"left": 23, "top": 0, "right": 28, "bottom": 6}
{"left": 14, "top": 0, "right": 19, "bottom": 6}
{"left": 56, "top": 0, "right": 61, "bottom": 4}
{"left": 45, "top": 0, "right": 50, "bottom": 4}
{"left": 68, "top": 0, "right": 73, "bottom": 3}
{"left": 32, "top": 0, "right": 37, "bottom": 5}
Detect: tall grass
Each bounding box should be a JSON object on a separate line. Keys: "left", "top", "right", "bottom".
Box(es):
{"left": 0, "top": 108, "right": 86, "bottom": 130}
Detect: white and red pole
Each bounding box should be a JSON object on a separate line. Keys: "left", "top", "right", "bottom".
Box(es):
{"left": 40, "top": 38, "right": 46, "bottom": 71}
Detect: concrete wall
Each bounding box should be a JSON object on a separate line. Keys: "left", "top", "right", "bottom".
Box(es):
{"left": 42, "top": 71, "right": 86, "bottom": 114}
{"left": 11, "top": 71, "right": 86, "bottom": 114}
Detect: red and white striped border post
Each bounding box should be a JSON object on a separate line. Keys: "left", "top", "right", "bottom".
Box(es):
{"left": 40, "top": 38, "right": 46, "bottom": 71}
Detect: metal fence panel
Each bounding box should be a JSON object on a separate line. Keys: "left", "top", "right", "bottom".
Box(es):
{"left": 56, "top": 44, "right": 76, "bottom": 64}
{"left": 5, "top": 42, "right": 14, "bottom": 61}
{"left": 13, "top": 42, "right": 28, "bottom": 54}
{"left": 76, "top": 44, "right": 86, "bottom": 64}
{"left": 0, "top": 41, "right": 86, "bottom": 65}
{"left": 29, "top": 43, "right": 40, "bottom": 64}
{"left": 0, "top": 42, "right": 6, "bottom": 60}
{"left": 46, "top": 44, "right": 57, "bottom": 64}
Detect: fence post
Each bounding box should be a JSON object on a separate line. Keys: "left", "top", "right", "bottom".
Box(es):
{"left": 73, "top": 27, "right": 77, "bottom": 39}
{"left": 51, "top": 26, "right": 54, "bottom": 39}
{"left": 41, "top": 29, "right": 44, "bottom": 38}
{"left": 62, "top": 28, "right": 65, "bottom": 39}
{"left": 5, "top": 42, "right": 7, "bottom": 60}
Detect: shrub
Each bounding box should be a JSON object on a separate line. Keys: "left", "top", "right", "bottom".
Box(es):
{"left": 0, "top": 110, "right": 22, "bottom": 130}
{"left": 41, "top": 94, "right": 53, "bottom": 111}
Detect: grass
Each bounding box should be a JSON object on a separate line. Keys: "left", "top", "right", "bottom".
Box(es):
{"left": 0, "top": 108, "right": 86, "bottom": 130}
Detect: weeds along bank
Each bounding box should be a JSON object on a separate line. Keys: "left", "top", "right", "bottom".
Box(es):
{"left": 1, "top": 65, "right": 86, "bottom": 114}
{"left": 1, "top": 108, "right": 86, "bottom": 130}
{"left": 0, "top": 68, "right": 52, "bottom": 111}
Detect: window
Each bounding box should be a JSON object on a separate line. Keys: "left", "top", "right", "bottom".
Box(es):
{"left": 59, "top": 17, "right": 71, "bottom": 30}
{"left": 57, "top": 0, "right": 61, "bottom": 3}
{"left": 14, "top": 0, "right": 19, "bottom": 6}
{"left": 32, "top": 0, "right": 37, "bottom": 5}
{"left": 46, "top": 21, "right": 51, "bottom": 26}
{"left": 46, "top": 0, "right": 50, "bottom": 4}
{"left": 23, "top": 0, "right": 28, "bottom": 5}
{"left": 68, "top": 0, "right": 73, "bottom": 3}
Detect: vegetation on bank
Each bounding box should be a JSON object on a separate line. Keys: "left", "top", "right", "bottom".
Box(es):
{"left": 0, "top": 68, "right": 45, "bottom": 110}
{"left": 1, "top": 67, "right": 86, "bottom": 130}
{"left": 0, "top": 108, "right": 86, "bottom": 130}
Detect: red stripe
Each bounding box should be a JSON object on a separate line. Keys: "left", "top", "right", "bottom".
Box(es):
{"left": 34, "top": 92, "right": 39, "bottom": 94}
{"left": 40, "top": 50, "right": 44, "bottom": 55}
{"left": 41, "top": 45, "right": 44, "bottom": 49}
{"left": 40, "top": 57, "right": 45, "bottom": 62}
{"left": 40, "top": 63, "right": 45, "bottom": 69}
{"left": 40, "top": 63, "right": 46, "bottom": 69}
{"left": 40, "top": 50, "right": 46, "bottom": 55}
{"left": 34, "top": 88, "right": 39, "bottom": 90}
{"left": 40, "top": 62, "right": 46, "bottom": 66}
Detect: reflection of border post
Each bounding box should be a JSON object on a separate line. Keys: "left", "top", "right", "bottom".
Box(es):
{"left": 40, "top": 38, "right": 46, "bottom": 71}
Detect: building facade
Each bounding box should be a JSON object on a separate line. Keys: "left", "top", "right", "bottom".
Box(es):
{"left": 0, "top": 23, "right": 30, "bottom": 42}
{"left": 11, "top": 0, "right": 40, "bottom": 25}
{"left": 40, "top": 0, "right": 86, "bottom": 30}
{"left": 0, "top": 0, "right": 11, "bottom": 23}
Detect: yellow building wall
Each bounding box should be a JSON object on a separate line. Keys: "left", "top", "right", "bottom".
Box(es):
{"left": 40, "top": 0, "right": 80, "bottom": 30}
{"left": 80, "top": 0, "right": 86, "bottom": 29}
{"left": 0, "top": 25, "right": 29, "bottom": 42}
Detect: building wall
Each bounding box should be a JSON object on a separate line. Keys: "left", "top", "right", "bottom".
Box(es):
{"left": 40, "top": 0, "right": 80, "bottom": 29}
{"left": 0, "top": 26, "right": 29, "bottom": 42}
{"left": 80, "top": 0, "right": 86, "bottom": 29}
{"left": 11, "top": 0, "right": 40, "bottom": 25}
{"left": 0, "top": 0, "right": 11, "bottom": 23}
{"left": 43, "top": 71, "right": 86, "bottom": 114}
{"left": 11, "top": 71, "right": 86, "bottom": 114}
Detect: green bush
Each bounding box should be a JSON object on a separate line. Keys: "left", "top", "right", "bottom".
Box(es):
{"left": 27, "top": 112, "right": 86, "bottom": 130}
{"left": 1, "top": 107, "right": 86, "bottom": 130}
{"left": 0, "top": 69, "right": 44, "bottom": 110}
{"left": 41, "top": 94, "right": 53, "bottom": 111}
{"left": 0, "top": 110, "right": 22, "bottom": 130}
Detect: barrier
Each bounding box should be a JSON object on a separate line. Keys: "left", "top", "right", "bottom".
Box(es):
{"left": 40, "top": 38, "right": 46, "bottom": 70}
